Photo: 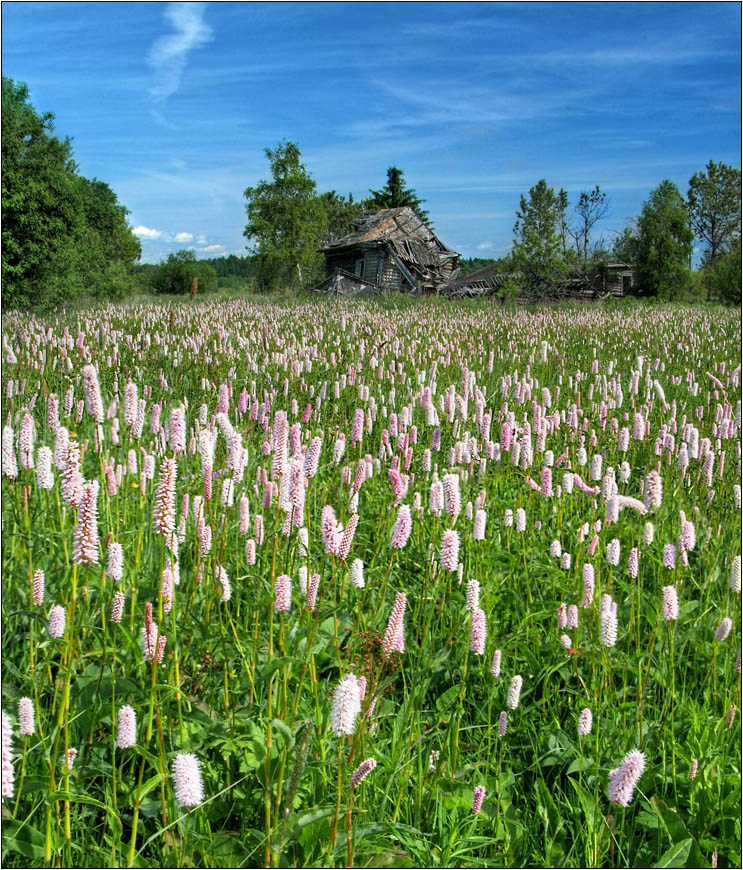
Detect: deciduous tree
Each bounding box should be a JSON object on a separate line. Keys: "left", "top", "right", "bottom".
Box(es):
{"left": 687, "top": 160, "right": 741, "bottom": 266}
{"left": 634, "top": 180, "right": 694, "bottom": 299}
{"left": 510, "top": 179, "right": 568, "bottom": 298}
{"left": 150, "top": 249, "right": 217, "bottom": 295}
{"left": 318, "top": 190, "right": 365, "bottom": 244}
{"left": 570, "top": 186, "right": 610, "bottom": 267}
{"left": 2, "top": 77, "right": 140, "bottom": 308}
{"left": 243, "top": 141, "right": 327, "bottom": 291}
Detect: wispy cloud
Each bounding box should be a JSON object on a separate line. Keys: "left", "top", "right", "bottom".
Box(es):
{"left": 148, "top": 2, "right": 212, "bottom": 101}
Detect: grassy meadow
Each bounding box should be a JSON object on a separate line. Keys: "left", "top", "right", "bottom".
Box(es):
{"left": 1, "top": 296, "right": 740, "bottom": 868}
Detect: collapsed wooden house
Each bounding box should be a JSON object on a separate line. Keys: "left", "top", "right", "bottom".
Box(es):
{"left": 443, "top": 263, "right": 507, "bottom": 299}
{"left": 315, "top": 207, "right": 460, "bottom": 296}
{"left": 442, "top": 260, "right": 635, "bottom": 301}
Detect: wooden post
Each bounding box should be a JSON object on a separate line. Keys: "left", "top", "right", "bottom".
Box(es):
{"left": 189, "top": 277, "right": 198, "bottom": 300}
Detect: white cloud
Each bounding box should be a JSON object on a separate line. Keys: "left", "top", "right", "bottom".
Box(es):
{"left": 132, "top": 225, "right": 164, "bottom": 239}
{"left": 200, "top": 244, "right": 224, "bottom": 252}
{"left": 148, "top": 3, "right": 213, "bottom": 101}
{"left": 196, "top": 234, "right": 207, "bottom": 244}
{"left": 476, "top": 242, "right": 496, "bottom": 251}
{"left": 174, "top": 232, "right": 194, "bottom": 243}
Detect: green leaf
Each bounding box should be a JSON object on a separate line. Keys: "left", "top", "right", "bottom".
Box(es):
{"left": 48, "top": 791, "right": 110, "bottom": 811}
{"left": 138, "top": 773, "right": 165, "bottom": 802}
{"left": 566, "top": 756, "right": 594, "bottom": 774}
{"left": 1, "top": 819, "right": 46, "bottom": 859}
{"left": 650, "top": 798, "right": 707, "bottom": 867}
{"left": 296, "top": 807, "right": 334, "bottom": 829}
{"left": 435, "top": 684, "right": 460, "bottom": 713}
{"left": 271, "top": 718, "right": 295, "bottom": 750}
{"left": 256, "top": 657, "right": 301, "bottom": 683}
{"left": 655, "top": 838, "right": 693, "bottom": 868}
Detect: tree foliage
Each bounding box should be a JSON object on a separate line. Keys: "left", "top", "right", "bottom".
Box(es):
{"left": 243, "top": 141, "right": 328, "bottom": 291}
{"left": 318, "top": 190, "right": 365, "bottom": 244}
{"left": 149, "top": 249, "right": 218, "bottom": 295}
{"left": 634, "top": 180, "right": 694, "bottom": 300}
{"left": 366, "top": 166, "right": 429, "bottom": 224}
{"left": 702, "top": 236, "right": 741, "bottom": 303}
{"left": 509, "top": 179, "right": 569, "bottom": 297}
{"left": 2, "top": 77, "right": 140, "bottom": 309}
{"left": 687, "top": 160, "right": 741, "bottom": 267}
{"left": 611, "top": 225, "right": 640, "bottom": 265}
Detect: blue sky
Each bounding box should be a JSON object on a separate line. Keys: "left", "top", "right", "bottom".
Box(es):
{"left": 3, "top": 1, "right": 740, "bottom": 262}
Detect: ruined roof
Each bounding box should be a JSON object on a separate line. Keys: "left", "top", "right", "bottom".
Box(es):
{"left": 308, "top": 268, "right": 381, "bottom": 297}
{"left": 443, "top": 263, "right": 506, "bottom": 297}
{"left": 321, "top": 207, "right": 458, "bottom": 260}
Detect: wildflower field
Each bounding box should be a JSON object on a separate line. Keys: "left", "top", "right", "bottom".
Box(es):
{"left": 1, "top": 297, "right": 740, "bottom": 869}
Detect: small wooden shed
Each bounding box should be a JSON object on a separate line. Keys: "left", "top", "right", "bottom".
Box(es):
{"left": 318, "top": 207, "right": 460, "bottom": 296}
{"left": 600, "top": 261, "right": 635, "bottom": 297}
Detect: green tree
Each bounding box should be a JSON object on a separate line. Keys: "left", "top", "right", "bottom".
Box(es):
{"left": 509, "top": 179, "right": 568, "bottom": 298}
{"left": 366, "top": 166, "right": 429, "bottom": 224}
{"left": 318, "top": 190, "right": 365, "bottom": 243}
{"left": 150, "top": 249, "right": 217, "bottom": 295}
{"left": 612, "top": 225, "right": 640, "bottom": 265}
{"left": 2, "top": 76, "right": 140, "bottom": 308}
{"left": 243, "top": 141, "right": 327, "bottom": 292}
{"left": 634, "top": 180, "right": 694, "bottom": 299}
{"left": 2, "top": 77, "right": 83, "bottom": 307}
{"left": 687, "top": 160, "right": 741, "bottom": 267}
{"left": 74, "top": 176, "right": 141, "bottom": 298}
{"left": 703, "top": 236, "right": 741, "bottom": 303}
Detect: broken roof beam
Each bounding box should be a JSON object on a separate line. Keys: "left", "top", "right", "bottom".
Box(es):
{"left": 385, "top": 244, "right": 419, "bottom": 291}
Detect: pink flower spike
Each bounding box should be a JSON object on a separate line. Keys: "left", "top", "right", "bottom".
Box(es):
{"left": 662, "top": 586, "right": 679, "bottom": 621}
{"left": 350, "top": 757, "right": 377, "bottom": 789}
{"left": 330, "top": 674, "right": 362, "bottom": 736}
{"left": 172, "top": 753, "right": 204, "bottom": 807}
{"left": 117, "top": 705, "right": 137, "bottom": 749}
{"left": 390, "top": 505, "right": 412, "bottom": 549}
{"left": 2, "top": 711, "right": 14, "bottom": 799}
{"left": 382, "top": 593, "right": 407, "bottom": 659}
{"left": 607, "top": 750, "right": 646, "bottom": 807}
{"left": 497, "top": 710, "right": 508, "bottom": 736}
{"left": 472, "top": 785, "right": 486, "bottom": 814}
{"left": 18, "top": 698, "right": 35, "bottom": 737}
{"left": 48, "top": 605, "right": 66, "bottom": 638}
{"left": 306, "top": 573, "right": 321, "bottom": 610}
{"left": 274, "top": 574, "right": 292, "bottom": 612}
{"left": 469, "top": 608, "right": 486, "bottom": 655}
{"left": 440, "top": 529, "right": 460, "bottom": 572}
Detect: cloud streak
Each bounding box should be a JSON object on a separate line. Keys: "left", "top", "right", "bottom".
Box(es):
{"left": 148, "top": 2, "right": 212, "bottom": 101}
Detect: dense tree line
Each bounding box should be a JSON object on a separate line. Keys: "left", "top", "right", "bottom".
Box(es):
{"left": 2, "top": 77, "right": 141, "bottom": 309}
{"left": 509, "top": 165, "right": 740, "bottom": 303}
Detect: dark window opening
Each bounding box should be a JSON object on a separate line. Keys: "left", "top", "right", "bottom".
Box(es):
{"left": 355, "top": 259, "right": 365, "bottom": 278}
